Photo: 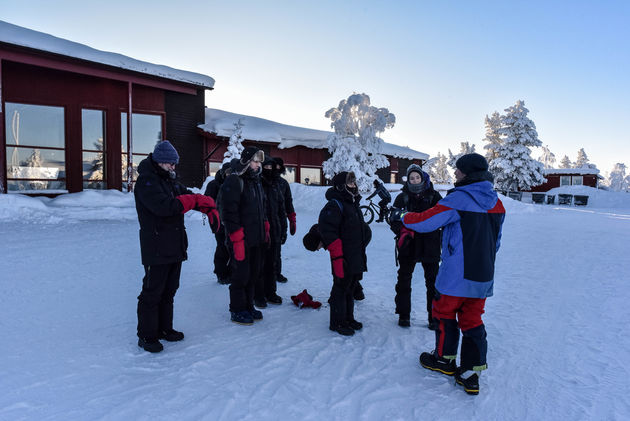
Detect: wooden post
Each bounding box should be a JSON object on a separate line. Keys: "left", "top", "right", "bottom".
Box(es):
{"left": 127, "top": 81, "right": 133, "bottom": 191}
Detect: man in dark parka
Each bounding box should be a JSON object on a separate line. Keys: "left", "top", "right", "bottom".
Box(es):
{"left": 273, "top": 157, "right": 295, "bottom": 283}
{"left": 135, "top": 140, "right": 219, "bottom": 353}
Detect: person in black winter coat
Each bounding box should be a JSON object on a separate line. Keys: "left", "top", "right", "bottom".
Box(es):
{"left": 318, "top": 171, "right": 370, "bottom": 336}
{"left": 204, "top": 162, "right": 232, "bottom": 285}
{"left": 134, "top": 140, "right": 219, "bottom": 353}
{"left": 366, "top": 178, "right": 392, "bottom": 222}
{"left": 390, "top": 164, "right": 442, "bottom": 329}
{"left": 273, "top": 157, "right": 295, "bottom": 284}
{"left": 220, "top": 146, "right": 270, "bottom": 325}
{"left": 254, "top": 157, "right": 285, "bottom": 307}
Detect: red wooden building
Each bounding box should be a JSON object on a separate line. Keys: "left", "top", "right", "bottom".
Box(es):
{"left": 198, "top": 109, "right": 428, "bottom": 185}
{"left": 527, "top": 168, "right": 602, "bottom": 192}
{"left": 1, "top": 20, "right": 214, "bottom": 195}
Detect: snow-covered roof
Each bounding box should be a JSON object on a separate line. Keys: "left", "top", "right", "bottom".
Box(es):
{"left": 542, "top": 168, "right": 600, "bottom": 175}
{"left": 199, "top": 108, "right": 429, "bottom": 161}
{"left": 0, "top": 20, "right": 214, "bottom": 89}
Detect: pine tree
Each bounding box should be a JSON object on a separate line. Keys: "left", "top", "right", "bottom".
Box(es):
{"left": 574, "top": 148, "right": 589, "bottom": 168}
{"left": 223, "top": 118, "right": 245, "bottom": 164}
{"left": 482, "top": 112, "right": 502, "bottom": 164}
{"left": 490, "top": 100, "right": 545, "bottom": 191}
{"left": 447, "top": 142, "right": 476, "bottom": 169}
{"left": 426, "top": 152, "right": 453, "bottom": 184}
{"left": 322, "top": 93, "right": 395, "bottom": 193}
{"left": 608, "top": 163, "right": 629, "bottom": 191}
{"left": 538, "top": 145, "right": 556, "bottom": 169}
{"left": 559, "top": 155, "right": 572, "bottom": 168}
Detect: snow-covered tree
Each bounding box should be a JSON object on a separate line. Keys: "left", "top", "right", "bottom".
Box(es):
{"left": 426, "top": 152, "right": 453, "bottom": 184}
{"left": 559, "top": 155, "right": 572, "bottom": 168}
{"left": 538, "top": 145, "right": 556, "bottom": 169}
{"left": 490, "top": 100, "right": 545, "bottom": 191}
{"left": 322, "top": 93, "right": 395, "bottom": 193}
{"left": 574, "top": 148, "right": 589, "bottom": 168}
{"left": 482, "top": 112, "right": 502, "bottom": 164}
{"left": 447, "top": 142, "right": 476, "bottom": 169}
{"left": 608, "top": 163, "right": 629, "bottom": 192}
{"left": 223, "top": 118, "right": 245, "bottom": 164}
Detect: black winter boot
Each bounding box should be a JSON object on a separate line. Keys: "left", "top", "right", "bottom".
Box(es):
{"left": 329, "top": 323, "right": 355, "bottom": 336}
{"left": 277, "top": 274, "right": 288, "bottom": 283}
{"left": 217, "top": 276, "right": 231, "bottom": 285}
{"left": 159, "top": 329, "right": 184, "bottom": 342}
{"left": 419, "top": 350, "right": 456, "bottom": 376}
{"left": 348, "top": 319, "right": 363, "bottom": 330}
{"left": 399, "top": 315, "right": 411, "bottom": 327}
{"left": 138, "top": 337, "right": 163, "bottom": 353}
{"left": 254, "top": 298, "right": 267, "bottom": 308}
{"left": 266, "top": 293, "right": 282, "bottom": 305}
{"left": 249, "top": 308, "right": 263, "bottom": 321}
{"left": 455, "top": 368, "right": 480, "bottom": 395}
{"left": 231, "top": 311, "right": 254, "bottom": 325}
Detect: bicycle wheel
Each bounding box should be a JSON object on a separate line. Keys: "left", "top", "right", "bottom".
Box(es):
{"left": 360, "top": 205, "right": 375, "bottom": 224}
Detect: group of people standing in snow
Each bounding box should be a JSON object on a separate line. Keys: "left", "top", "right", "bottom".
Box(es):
{"left": 133, "top": 139, "right": 505, "bottom": 396}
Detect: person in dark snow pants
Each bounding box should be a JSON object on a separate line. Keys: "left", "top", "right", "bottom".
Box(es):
{"left": 220, "top": 146, "right": 269, "bottom": 325}
{"left": 135, "top": 141, "right": 219, "bottom": 353}
{"left": 273, "top": 157, "right": 295, "bottom": 284}
{"left": 390, "top": 164, "right": 442, "bottom": 329}
{"left": 366, "top": 178, "right": 392, "bottom": 222}
{"left": 204, "top": 162, "right": 232, "bottom": 285}
{"left": 390, "top": 153, "right": 505, "bottom": 395}
{"left": 254, "top": 157, "right": 285, "bottom": 308}
{"left": 318, "top": 171, "right": 370, "bottom": 336}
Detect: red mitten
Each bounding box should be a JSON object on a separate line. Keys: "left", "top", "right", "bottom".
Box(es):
{"left": 291, "top": 290, "right": 310, "bottom": 308}
{"left": 397, "top": 227, "right": 415, "bottom": 250}
{"left": 327, "top": 238, "right": 344, "bottom": 279}
{"left": 264, "top": 221, "right": 270, "bottom": 244}
{"left": 196, "top": 195, "right": 220, "bottom": 232}
{"left": 176, "top": 194, "right": 197, "bottom": 214}
{"left": 288, "top": 212, "right": 297, "bottom": 235}
{"left": 303, "top": 290, "right": 322, "bottom": 309}
{"left": 229, "top": 227, "right": 245, "bottom": 261}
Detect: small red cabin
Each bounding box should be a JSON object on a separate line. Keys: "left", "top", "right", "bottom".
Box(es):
{"left": 526, "top": 168, "right": 602, "bottom": 192}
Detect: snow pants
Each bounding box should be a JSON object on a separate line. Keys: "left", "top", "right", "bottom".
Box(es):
{"left": 255, "top": 241, "right": 280, "bottom": 301}
{"left": 213, "top": 226, "right": 230, "bottom": 279}
{"left": 328, "top": 274, "right": 359, "bottom": 328}
{"left": 395, "top": 259, "right": 439, "bottom": 322}
{"left": 229, "top": 245, "right": 263, "bottom": 313}
{"left": 137, "top": 262, "right": 182, "bottom": 339}
{"left": 432, "top": 293, "right": 488, "bottom": 371}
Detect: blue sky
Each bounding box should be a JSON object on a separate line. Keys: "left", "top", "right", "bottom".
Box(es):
{"left": 2, "top": 0, "right": 629, "bottom": 174}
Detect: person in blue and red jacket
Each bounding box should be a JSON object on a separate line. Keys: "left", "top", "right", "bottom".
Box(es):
{"left": 389, "top": 153, "right": 505, "bottom": 395}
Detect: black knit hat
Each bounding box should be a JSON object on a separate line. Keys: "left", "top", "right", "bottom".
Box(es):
{"left": 303, "top": 224, "right": 322, "bottom": 252}
{"left": 406, "top": 163, "right": 423, "bottom": 178}
{"left": 152, "top": 140, "right": 179, "bottom": 164}
{"left": 456, "top": 153, "right": 488, "bottom": 175}
{"left": 332, "top": 171, "right": 356, "bottom": 187}
{"left": 239, "top": 146, "right": 264, "bottom": 166}
{"left": 274, "top": 157, "right": 286, "bottom": 174}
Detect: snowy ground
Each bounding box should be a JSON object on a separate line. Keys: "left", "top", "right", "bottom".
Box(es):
{"left": 1, "top": 185, "right": 630, "bottom": 420}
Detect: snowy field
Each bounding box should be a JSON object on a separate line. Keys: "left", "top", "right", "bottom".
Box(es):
{"left": 1, "top": 184, "right": 630, "bottom": 420}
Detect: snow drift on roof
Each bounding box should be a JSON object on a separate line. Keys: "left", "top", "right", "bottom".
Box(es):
{"left": 0, "top": 20, "right": 214, "bottom": 89}
{"left": 199, "top": 108, "right": 429, "bottom": 161}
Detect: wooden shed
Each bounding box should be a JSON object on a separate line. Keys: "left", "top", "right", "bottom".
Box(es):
{"left": 526, "top": 168, "right": 602, "bottom": 192}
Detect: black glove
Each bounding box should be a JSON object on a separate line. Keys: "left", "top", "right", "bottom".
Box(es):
{"left": 388, "top": 207, "right": 406, "bottom": 225}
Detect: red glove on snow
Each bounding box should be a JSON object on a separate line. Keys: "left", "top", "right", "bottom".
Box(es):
{"left": 229, "top": 227, "right": 245, "bottom": 261}
{"left": 196, "top": 195, "right": 220, "bottom": 233}
{"left": 397, "top": 227, "right": 414, "bottom": 250}
{"left": 291, "top": 289, "right": 322, "bottom": 309}
{"left": 264, "top": 221, "right": 270, "bottom": 244}
{"left": 176, "top": 194, "right": 197, "bottom": 214}
{"left": 288, "top": 212, "right": 297, "bottom": 236}
{"left": 327, "top": 238, "right": 345, "bottom": 279}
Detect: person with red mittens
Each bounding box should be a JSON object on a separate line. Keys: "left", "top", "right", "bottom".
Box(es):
{"left": 389, "top": 164, "right": 442, "bottom": 329}
{"left": 272, "top": 157, "right": 295, "bottom": 284}
{"left": 318, "top": 171, "right": 370, "bottom": 336}
{"left": 219, "top": 146, "right": 268, "bottom": 325}
{"left": 134, "top": 140, "right": 219, "bottom": 353}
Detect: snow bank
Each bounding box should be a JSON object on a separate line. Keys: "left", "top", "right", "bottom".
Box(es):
{"left": 546, "top": 185, "right": 630, "bottom": 209}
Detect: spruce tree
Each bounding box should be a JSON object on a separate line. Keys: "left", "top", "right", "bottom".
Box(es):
{"left": 447, "top": 142, "right": 476, "bottom": 169}
{"left": 559, "top": 155, "right": 572, "bottom": 169}
{"left": 538, "top": 145, "right": 556, "bottom": 169}
{"left": 574, "top": 148, "right": 589, "bottom": 168}
{"left": 223, "top": 118, "right": 245, "bottom": 164}
{"left": 482, "top": 112, "right": 502, "bottom": 165}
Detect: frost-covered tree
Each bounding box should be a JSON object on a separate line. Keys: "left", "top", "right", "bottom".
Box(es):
{"left": 608, "top": 163, "right": 629, "bottom": 191}
{"left": 482, "top": 112, "right": 502, "bottom": 164}
{"left": 574, "top": 148, "right": 589, "bottom": 168}
{"left": 559, "top": 155, "right": 572, "bottom": 169}
{"left": 538, "top": 145, "right": 556, "bottom": 169}
{"left": 447, "top": 142, "right": 476, "bottom": 169}
{"left": 426, "top": 152, "right": 453, "bottom": 184}
{"left": 223, "top": 118, "right": 245, "bottom": 164}
{"left": 490, "top": 100, "right": 545, "bottom": 191}
{"left": 322, "top": 93, "right": 395, "bottom": 193}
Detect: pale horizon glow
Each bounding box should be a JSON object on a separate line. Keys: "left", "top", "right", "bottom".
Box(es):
{"left": 2, "top": 0, "right": 629, "bottom": 175}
